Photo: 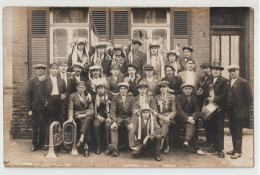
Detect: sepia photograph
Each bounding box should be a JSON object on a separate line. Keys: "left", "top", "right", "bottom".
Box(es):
{"left": 1, "top": 0, "right": 257, "bottom": 171}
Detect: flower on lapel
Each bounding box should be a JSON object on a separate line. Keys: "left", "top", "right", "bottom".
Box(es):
{"left": 233, "top": 85, "right": 236, "bottom": 88}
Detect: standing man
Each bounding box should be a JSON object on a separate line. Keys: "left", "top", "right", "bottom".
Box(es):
{"left": 179, "top": 46, "right": 193, "bottom": 70}
{"left": 123, "top": 63, "right": 141, "bottom": 97}
{"left": 27, "top": 64, "right": 47, "bottom": 151}
{"left": 71, "top": 62, "right": 87, "bottom": 94}
{"left": 107, "top": 64, "right": 124, "bottom": 96}
{"left": 226, "top": 65, "right": 253, "bottom": 159}
{"left": 111, "top": 45, "right": 129, "bottom": 75}
{"left": 128, "top": 39, "right": 147, "bottom": 78}
{"left": 203, "top": 62, "right": 228, "bottom": 158}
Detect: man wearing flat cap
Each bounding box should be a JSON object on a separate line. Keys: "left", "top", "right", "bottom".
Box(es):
{"left": 71, "top": 62, "right": 88, "bottom": 94}
{"left": 111, "top": 44, "right": 129, "bottom": 75}
{"left": 128, "top": 39, "right": 147, "bottom": 78}
{"left": 225, "top": 64, "right": 253, "bottom": 159}
{"left": 123, "top": 63, "right": 141, "bottom": 97}
{"left": 27, "top": 64, "right": 47, "bottom": 151}
{"left": 203, "top": 61, "right": 228, "bottom": 158}
{"left": 106, "top": 64, "right": 124, "bottom": 96}
{"left": 155, "top": 81, "right": 177, "bottom": 154}
{"left": 176, "top": 84, "right": 204, "bottom": 155}
{"left": 110, "top": 82, "right": 135, "bottom": 157}
{"left": 139, "top": 64, "right": 160, "bottom": 96}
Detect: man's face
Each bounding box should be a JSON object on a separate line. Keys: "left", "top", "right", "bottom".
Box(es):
{"left": 115, "top": 49, "right": 122, "bottom": 56}
{"left": 77, "top": 85, "right": 86, "bottom": 95}
{"left": 77, "top": 43, "right": 85, "bottom": 51}
{"left": 91, "top": 69, "right": 101, "bottom": 78}
{"left": 150, "top": 46, "right": 158, "bottom": 55}
{"left": 138, "top": 87, "right": 147, "bottom": 96}
{"left": 229, "top": 69, "right": 239, "bottom": 79}
{"left": 127, "top": 67, "right": 136, "bottom": 77}
{"left": 49, "top": 66, "right": 58, "bottom": 76}
{"left": 74, "top": 66, "right": 82, "bottom": 75}
{"left": 36, "top": 68, "right": 45, "bottom": 76}
{"left": 160, "top": 85, "right": 168, "bottom": 94}
{"left": 165, "top": 67, "right": 174, "bottom": 78}
{"left": 111, "top": 68, "right": 119, "bottom": 76}
{"left": 145, "top": 69, "right": 154, "bottom": 78}
{"left": 168, "top": 54, "right": 177, "bottom": 62}
{"left": 59, "top": 63, "right": 68, "bottom": 73}
{"left": 212, "top": 68, "right": 221, "bottom": 77}
{"left": 182, "top": 87, "right": 193, "bottom": 96}
{"left": 132, "top": 43, "right": 140, "bottom": 51}
{"left": 186, "top": 61, "right": 195, "bottom": 71}
{"left": 97, "top": 86, "right": 105, "bottom": 95}
{"left": 119, "top": 86, "right": 128, "bottom": 96}
{"left": 183, "top": 49, "right": 192, "bottom": 58}
{"left": 97, "top": 47, "right": 105, "bottom": 55}
{"left": 142, "top": 110, "right": 150, "bottom": 120}
{"left": 202, "top": 67, "right": 211, "bottom": 76}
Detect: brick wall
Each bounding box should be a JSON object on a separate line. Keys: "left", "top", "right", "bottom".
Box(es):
{"left": 10, "top": 7, "right": 31, "bottom": 139}
{"left": 190, "top": 8, "right": 210, "bottom": 65}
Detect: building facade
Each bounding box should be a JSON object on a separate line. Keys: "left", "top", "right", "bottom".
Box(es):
{"left": 2, "top": 7, "right": 254, "bottom": 139}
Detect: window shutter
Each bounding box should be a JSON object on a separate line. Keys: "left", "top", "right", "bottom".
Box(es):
{"left": 91, "top": 10, "right": 109, "bottom": 40}
{"left": 29, "top": 9, "right": 49, "bottom": 78}
{"left": 171, "top": 10, "right": 189, "bottom": 50}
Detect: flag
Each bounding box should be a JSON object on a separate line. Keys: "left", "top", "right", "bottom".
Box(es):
{"left": 89, "top": 13, "right": 99, "bottom": 54}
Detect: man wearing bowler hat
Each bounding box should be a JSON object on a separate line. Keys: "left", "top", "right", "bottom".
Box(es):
{"left": 225, "top": 64, "right": 253, "bottom": 159}
{"left": 203, "top": 61, "right": 228, "bottom": 158}
{"left": 27, "top": 64, "right": 47, "bottom": 151}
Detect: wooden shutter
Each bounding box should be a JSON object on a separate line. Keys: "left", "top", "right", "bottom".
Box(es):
{"left": 171, "top": 9, "right": 189, "bottom": 50}
{"left": 111, "top": 9, "right": 130, "bottom": 44}
{"left": 29, "top": 8, "right": 49, "bottom": 78}
{"left": 90, "top": 9, "right": 109, "bottom": 41}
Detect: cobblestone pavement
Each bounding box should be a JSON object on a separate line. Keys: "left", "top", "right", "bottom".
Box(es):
{"left": 3, "top": 89, "right": 255, "bottom": 168}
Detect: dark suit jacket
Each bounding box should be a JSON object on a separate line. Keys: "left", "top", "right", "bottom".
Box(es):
{"left": 45, "top": 75, "right": 68, "bottom": 100}
{"left": 198, "top": 74, "right": 214, "bottom": 99}
{"left": 110, "top": 94, "right": 134, "bottom": 123}
{"left": 176, "top": 93, "right": 200, "bottom": 123}
{"left": 26, "top": 76, "right": 47, "bottom": 113}
{"left": 71, "top": 74, "right": 88, "bottom": 94}
{"left": 123, "top": 74, "right": 141, "bottom": 97}
{"left": 159, "top": 76, "right": 183, "bottom": 95}
{"left": 140, "top": 77, "right": 160, "bottom": 96}
{"left": 131, "top": 50, "right": 147, "bottom": 78}
{"left": 106, "top": 74, "right": 124, "bottom": 94}
{"left": 68, "top": 92, "right": 94, "bottom": 119}
{"left": 225, "top": 76, "right": 253, "bottom": 119}
{"left": 57, "top": 72, "right": 73, "bottom": 94}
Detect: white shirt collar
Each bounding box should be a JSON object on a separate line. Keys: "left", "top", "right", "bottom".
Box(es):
{"left": 147, "top": 77, "right": 153, "bottom": 83}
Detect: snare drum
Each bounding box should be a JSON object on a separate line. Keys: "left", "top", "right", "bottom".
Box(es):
{"left": 199, "top": 102, "right": 219, "bottom": 122}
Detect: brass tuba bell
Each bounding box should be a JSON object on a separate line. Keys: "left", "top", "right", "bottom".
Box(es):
{"left": 62, "top": 120, "right": 79, "bottom": 156}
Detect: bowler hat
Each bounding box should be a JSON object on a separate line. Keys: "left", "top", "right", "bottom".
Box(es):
{"left": 182, "top": 46, "right": 193, "bottom": 52}
{"left": 210, "top": 61, "right": 224, "bottom": 70}
{"left": 137, "top": 82, "right": 149, "bottom": 89}
{"left": 200, "top": 62, "right": 211, "bottom": 68}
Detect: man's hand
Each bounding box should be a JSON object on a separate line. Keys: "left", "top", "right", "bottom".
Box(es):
{"left": 67, "top": 118, "right": 73, "bottom": 123}
{"left": 75, "top": 114, "right": 86, "bottom": 119}
{"left": 110, "top": 122, "right": 117, "bottom": 131}
{"left": 60, "top": 94, "right": 66, "bottom": 100}
{"left": 97, "top": 115, "right": 105, "bottom": 123}
{"left": 28, "top": 110, "right": 33, "bottom": 116}
{"left": 106, "top": 117, "right": 112, "bottom": 124}
{"left": 187, "top": 116, "right": 195, "bottom": 124}
{"left": 128, "top": 123, "right": 134, "bottom": 131}
{"left": 207, "top": 97, "right": 214, "bottom": 103}
{"left": 130, "top": 146, "right": 139, "bottom": 151}
{"left": 143, "top": 136, "right": 150, "bottom": 145}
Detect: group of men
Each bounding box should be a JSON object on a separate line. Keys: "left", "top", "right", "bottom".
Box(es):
{"left": 27, "top": 38, "right": 253, "bottom": 161}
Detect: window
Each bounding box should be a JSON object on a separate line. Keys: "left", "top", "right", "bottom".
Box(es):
{"left": 53, "top": 8, "right": 88, "bottom": 23}
{"left": 132, "top": 8, "right": 167, "bottom": 24}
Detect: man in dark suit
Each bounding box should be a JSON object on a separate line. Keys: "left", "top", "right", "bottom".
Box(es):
{"left": 123, "top": 63, "right": 141, "bottom": 97}
{"left": 225, "top": 65, "right": 253, "bottom": 159}
{"left": 67, "top": 81, "right": 94, "bottom": 157}
{"left": 27, "top": 64, "right": 47, "bottom": 151}
{"left": 106, "top": 64, "right": 124, "bottom": 96}
{"left": 159, "top": 64, "right": 183, "bottom": 96}
{"left": 129, "top": 104, "right": 162, "bottom": 161}
{"left": 128, "top": 39, "right": 147, "bottom": 78}
{"left": 203, "top": 62, "right": 228, "bottom": 158}
{"left": 110, "top": 82, "right": 134, "bottom": 157}
{"left": 176, "top": 84, "right": 204, "bottom": 155}
{"left": 45, "top": 63, "right": 68, "bottom": 146}
{"left": 71, "top": 62, "right": 88, "bottom": 94}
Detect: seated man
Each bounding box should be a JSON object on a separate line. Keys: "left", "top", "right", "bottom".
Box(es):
{"left": 92, "top": 80, "right": 112, "bottom": 155}
{"left": 155, "top": 81, "right": 177, "bottom": 154}
{"left": 129, "top": 104, "right": 162, "bottom": 161}
{"left": 176, "top": 84, "right": 204, "bottom": 155}
{"left": 67, "top": 81, "right": 94, "bottom": 157}
{"left": 110, "top": 82, "right": 135, "bottom": 157}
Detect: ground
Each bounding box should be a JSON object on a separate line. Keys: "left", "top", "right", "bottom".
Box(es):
{"left": 3, "top": 89, "right": 255, "bottom": 167}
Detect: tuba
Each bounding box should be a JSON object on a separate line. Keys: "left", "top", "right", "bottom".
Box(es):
{"left": 62, "top": 120, "right": 79, "bottom": 155}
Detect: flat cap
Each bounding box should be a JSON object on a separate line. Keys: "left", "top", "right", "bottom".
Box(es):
{"left": 227, "top": 64, "right": 240, "bottom": 70}
{"left": 111, "top": 63, "right": 120, "bottom": 70}
{"left": 89, "top": 65, "right": 102, "bottom": 70}
{"left": 143, "top": 64, "right": 155, "bottom": 71}
{"left": 34, "top": 64, "right": 47, "bottom": 69}
{"left": 49, "top": 63, "right": 58, "bottom": 69}
{"left": 118, "top": 82, "right": 129, "bottom": 89}
{"left": 158, "top": 81, "right": 170, "bottom": 87}
{"left": 200, "top": 62, "right": 211, "bottom": 68}
{"left": 182, "top": 46, "right": 193, "bottom": 52}
{"left": 95, "top": 79, "right": 107, "bottom": 88}
{"left": 164, "top": 64, "right": 176, "bottom": 72}
{"left": 73, "top": 62, "right": 85, "bottom": 69}
{"left": 210, "top": 61, "right": 224, "bottom": 70}
{"left": 180, "top": 84, "right": 194, "bottom": 89}
{"left": 58, "top": 60, "right": 68, "bottom": 65}
{"left": 76, "top": 81, "right": 86, "bottom": 87}
{"left": 132, "top": 39, "right": 142, "bottom": 46}
{"left": 137, "top": 82, "right": 149, "bottom": 89}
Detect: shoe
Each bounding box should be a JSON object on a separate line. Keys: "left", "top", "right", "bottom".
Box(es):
{"left": 112, "top": 147, "right": 118, "bottom": 157}
{"left": 231, "top": 153, "right": 241, "bottom": 159}
{"left": 105, "top": 149, "right": 110, "bottom": 156}
{"left": 201, "top": 141, "right": 212, "bottom": 146}
{"left": 96, "top": 146, "right": 101, "bottom": 154}
{"left": 208, "top": 147, "right": 216, "bottom": 153}
{"left": 196, "top": 149, "right": 205, "bottom": 155}
{"left": 227, "top": 150, "right": 235, "bottom": 155}
{"left": 155, "top": 155, "right": 161, "bottom": 161}
{"left": 183, "top": 141, "right": 189, "bottom": 147}
{"left": 163, "top": 145, "right": 170, "bottom": 154}
{"left": 218, "top": 150, "right": 225, "bottom": 158}
{"left": 83, "top": 149, "right": 89, "bottom": 157}
{"left": 31, "top": 145, "right": 38, "bottom": 151}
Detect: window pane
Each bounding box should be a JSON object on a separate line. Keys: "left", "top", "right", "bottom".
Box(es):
{"left": 231, "top": 35, "right": 239, "bottom": 65}
{"left": 73, "top": 29, "right": 88, "bottom": 40}
{"left": 221, "top": 35, "right": 230, "bottom": 78}
{"left": 53, "top": 29, "right": 68, "bottom": 58}
{"left": 133, "top": 8, "right": 167, "bottom": 24}
{"left": 211, "top": 35, "right": 220, "bottom": 62}
{"left": 152, "top": 29, "right": 167, "bottom": 56}
{"left": 133, "top": 29, "right": 148, "bottom": 54}
{"left": 53, "top": 8, "right": 88, "bottom": 23}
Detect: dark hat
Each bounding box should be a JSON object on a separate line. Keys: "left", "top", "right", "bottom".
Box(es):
{"left": 34, "top": 64, "right": 46, "bottom": 69}
{"left": 58, "top": 60, "right": 68, "bottom": 66}
{"left": 180, "top": 84, "right": 194, "bottom": 89}
{"left": 149, "top": 41, "right": 160, "bottom": 48}
{"left": 76, "top": 81, "right": 86, "bottom": 87}
{"left": 186, "top": 58, "right": 195, "bottom": 64}
{"left": 164, "top": 64, "right": 176, "bottom": 72}
{"left": 49, "top": 63, "right": 58, "bottom": 69}
{"left": 111, "top": 63, "right": 120, "bottom": 70}
{"left": 73, "top": 62, "right": 85, "bottom": 69}
{"left": 182, "top": 46, "right": 193, "bottom": 52}
{"left": 113, "top": 44, "right": 123, "bottom": 50}
{"left": 137, "top": 82, "right": 149, "bottom": 89}
{"left": 132, "top": 39, "right": 142, "bottom": 46}
{"left": 143, "top": 64, "right": 155, "bottom": 71}
{"left": 126, "top": 63, "right": 138, "bottom": 70}
{"left": 118, "top": 82, "right": 129, "bottom": 89}
{"left": 158, "top": 81, "right": 170, "bottom": 87}
{"left": 210, "top": 61, "right": 224, "bottom": 70}
{"left": 200, "top": 62, "right": 211, "bottom": 68}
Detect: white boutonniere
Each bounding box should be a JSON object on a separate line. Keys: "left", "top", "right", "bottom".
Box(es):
{"left": 234, "top": 85, "right": 236, "bottom": 88}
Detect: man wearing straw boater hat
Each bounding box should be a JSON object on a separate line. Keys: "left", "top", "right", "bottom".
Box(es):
{"left": 203, "top": 61, "right": 228, "bottom": 158}
{"left": 225, "top": 64, "right": 253, "bottom": 159}
{"left": 129, "top": 104, "right": 162, "bottom": 161}
{"left": 27, "top": 64, "right": 47, "bottom": 151}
